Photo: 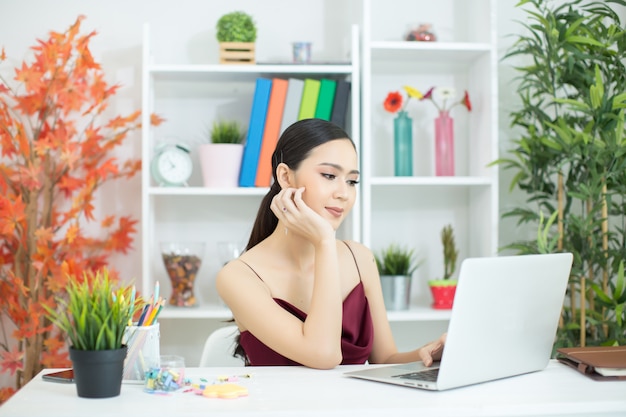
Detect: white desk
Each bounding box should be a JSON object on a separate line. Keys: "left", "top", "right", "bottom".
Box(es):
{"left": 0, "top": 361, "right": 624, "bottom": 417}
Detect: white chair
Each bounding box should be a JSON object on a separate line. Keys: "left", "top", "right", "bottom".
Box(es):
{"left": 198, "top": 325, "right": 245, "bottom": 367}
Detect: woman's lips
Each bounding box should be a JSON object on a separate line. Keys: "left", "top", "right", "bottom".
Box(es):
{"left": 326, "top": 207, "right": 344, "bottom": 218}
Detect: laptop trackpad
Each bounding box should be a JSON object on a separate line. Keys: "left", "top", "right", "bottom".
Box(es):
{"left": 390, "top": 361, "right": 439, "bottom": 373}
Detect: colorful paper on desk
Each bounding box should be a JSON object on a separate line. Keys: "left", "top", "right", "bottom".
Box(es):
{"left": 557, "top": 346, "right": 626, "bottom": 381}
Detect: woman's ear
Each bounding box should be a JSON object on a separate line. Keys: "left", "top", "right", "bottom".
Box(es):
{"left": 275, "top": 163, "right": 292, "bottom": 188}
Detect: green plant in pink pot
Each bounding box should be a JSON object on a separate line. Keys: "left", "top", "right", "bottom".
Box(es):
{"left": 429, "top": 224, "right": 459, "bottom": 309}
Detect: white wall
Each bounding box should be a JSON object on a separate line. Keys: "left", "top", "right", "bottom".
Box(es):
{"left": 0, "top": 0, "right": 540, "bottom": 382}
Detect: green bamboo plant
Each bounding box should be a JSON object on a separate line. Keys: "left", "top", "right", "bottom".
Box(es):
{"left": 495, "top": 0, "right": 626, "bottom": 348}
{"left": 45, "top": 269, "right": 140, "bottom": 351}
{"left": 375, "top": 244, "right": 420, "bottom": 276}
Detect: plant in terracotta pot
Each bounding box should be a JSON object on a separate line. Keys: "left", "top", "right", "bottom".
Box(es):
{"left": 216, "top": 11, "right": 257, "bottom": 64}
{"left": 429, "top": 224, "right": 459, "bottom": 309}
{"left": 0, "top": 16, "right": 163, "bottom": 402}
{"left": 44, "top": 268, "right": 141, "bottom": 398}
{"left": 375, "top": 243, "right": 420, "bottom": 311}
{"left": 198, "top": 119, "right": 246, "bottom": 188}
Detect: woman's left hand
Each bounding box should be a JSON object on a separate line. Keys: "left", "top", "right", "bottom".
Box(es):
{"left": 418, "top": 333, "right": 447, "bottom": 367}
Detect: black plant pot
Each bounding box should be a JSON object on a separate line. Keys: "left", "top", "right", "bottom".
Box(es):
{"left": 69, "top": 345, "right": 127, "bottom": 398}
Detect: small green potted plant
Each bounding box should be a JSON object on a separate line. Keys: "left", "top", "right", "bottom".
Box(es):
{"left": 209, "top": 119, "right": 246, "bottom": 144}
{"left": 216, "top": 11, "right": 257, "bottom": 64}
{"left": 199, "top": 119, "right": 246, "bottom": 188}
{"left": 45, "top": 268, "right": 139, "bottom": 398}
{"left": 375, "top": 243, "right": 420, "bottom": 311}
{"left": 429, "top": 224, "right": 459, "bottom": 309}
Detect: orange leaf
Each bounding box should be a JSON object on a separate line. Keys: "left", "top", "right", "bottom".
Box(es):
{"left": 0, "top": 346, "right": 24, "bottom": 376}
{"left": 150, "top": 113, "right": 166, "bottom": 126}
{"left": 101, "top": 215, "right": 115, "bottom": 228}
{"left": 65, "top": 223, "right": 79, "bottom": 244}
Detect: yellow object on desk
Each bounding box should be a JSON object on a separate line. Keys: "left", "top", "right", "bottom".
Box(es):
{"left": 202, "top": 383, "right": 249, "bottom": 399}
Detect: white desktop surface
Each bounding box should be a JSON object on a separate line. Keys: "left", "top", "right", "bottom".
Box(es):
{"left": 0, "top": 361, "right": 624, "bottom": 417}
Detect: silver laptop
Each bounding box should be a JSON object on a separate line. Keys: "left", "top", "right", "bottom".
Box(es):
{"left": 345, "top": 253, "right": 573, "bottom": 391}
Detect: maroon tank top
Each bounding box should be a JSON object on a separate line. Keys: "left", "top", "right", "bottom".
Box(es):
{"left": 238, "top": 242, "right": 374, "bottom": 366}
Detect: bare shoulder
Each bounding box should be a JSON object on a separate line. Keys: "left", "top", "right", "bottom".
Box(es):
{"left": 215, "top": 255, "right": 270, "bottom": 298}
{"left": 342, "top": 240, "right": 377, "bottom": 274}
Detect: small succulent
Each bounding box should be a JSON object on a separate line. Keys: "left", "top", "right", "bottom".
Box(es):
{"left": 441, "top": 224, "right": 459, "bottom": 280}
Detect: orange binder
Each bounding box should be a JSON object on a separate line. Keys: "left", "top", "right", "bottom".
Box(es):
{"left": 255, "top": 78, "right": 288, "bottom": 187}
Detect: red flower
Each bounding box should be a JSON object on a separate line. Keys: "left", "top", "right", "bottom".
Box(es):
{"left": 383, "top": 91, "right": 403, "bottom": 113}
{"left": 462, "top": 90, "right": 472, "bottom": 111}
{"left": 421, "top": 87, "right": 434, "bottom": 100}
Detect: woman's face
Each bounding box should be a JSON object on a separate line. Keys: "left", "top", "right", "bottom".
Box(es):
{"left": 292, "top": 139, "right": 359, "bottom": 230}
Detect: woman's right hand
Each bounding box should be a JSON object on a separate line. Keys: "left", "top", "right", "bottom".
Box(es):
{"left": 271, "top": 187, "right": 335, "bottom": 245}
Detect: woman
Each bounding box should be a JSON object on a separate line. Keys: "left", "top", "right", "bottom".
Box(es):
{"left": 217, "top": 118, "right": 445, "bottom": 369}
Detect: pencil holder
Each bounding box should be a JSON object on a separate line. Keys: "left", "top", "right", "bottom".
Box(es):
{"left": 122, "top": 323, "right": 160, "bottom": 383}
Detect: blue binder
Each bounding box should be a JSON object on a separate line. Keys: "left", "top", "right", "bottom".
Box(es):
{"left": 239, "top": 78, "right": 273, "bottom": 187}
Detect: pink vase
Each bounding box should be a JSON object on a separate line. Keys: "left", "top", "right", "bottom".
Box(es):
{"left": 435, "top": 111, "right": 455, "bottom": 176}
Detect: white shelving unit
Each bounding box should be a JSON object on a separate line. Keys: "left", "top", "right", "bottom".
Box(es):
{"left": 140, "top": 0, "right": 498, "bottom": 357}
{"left": 140, "top": 24, "right": 361, "bottom": 319}
{"left": 361, "top": 0, "right": 499, "bottom": 310}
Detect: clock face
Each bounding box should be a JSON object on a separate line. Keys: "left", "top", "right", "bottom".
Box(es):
{"left": 152, "top": 146, "right": 193, "bottom": 186}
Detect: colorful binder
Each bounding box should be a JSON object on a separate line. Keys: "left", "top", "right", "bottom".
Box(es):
{"left": 255, "top": 78, "right": 288, "bottom": 187}
{"left": 280, "top": 78, "right": 305, "bottom": 135}
{"left": 297, "top": 78, "right": 321, "bottom": 120}
{"left": 314, "top": 79, "right": 337, "bottom": 121}
{"left": 239, "top": 78, "right": 272, "bottom": 187}
{"left": 330, "top": 79, "right": 351, "bottom": 129}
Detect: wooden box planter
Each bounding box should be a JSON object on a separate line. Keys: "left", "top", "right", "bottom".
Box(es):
{"left": 219, "top": 42, "right": 255, "bottom": 64}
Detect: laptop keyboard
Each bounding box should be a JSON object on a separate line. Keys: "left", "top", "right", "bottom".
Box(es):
{"left": 393, "top": 368, "right": 440, "bottom": 382}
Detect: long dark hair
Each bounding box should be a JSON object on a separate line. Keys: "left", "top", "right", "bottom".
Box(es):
{"left": 245, "top": 118, "right": 354, "bottom": 251}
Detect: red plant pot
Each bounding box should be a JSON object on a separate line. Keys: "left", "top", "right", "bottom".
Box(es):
{"left": 428, "top": 281, "right": 457, "bottom": 310}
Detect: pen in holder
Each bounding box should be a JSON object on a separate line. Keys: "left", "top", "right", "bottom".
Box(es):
{"left": 122, "top": 323, "right": 160, "bottom": 383}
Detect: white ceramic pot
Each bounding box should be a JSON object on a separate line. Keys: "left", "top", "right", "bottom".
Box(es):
{"left": 198, "top": 143, "right": 244, "bottom": 188}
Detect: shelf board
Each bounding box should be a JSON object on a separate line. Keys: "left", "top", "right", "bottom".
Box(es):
{"left": 148, "top": 186, "right": 268, "bottom": 196}
{"left": 157, "top": 303, "right": 451, "bottom": 322}
{"left": 158, "top": 304, "right": 233, "bottom": 319}
{"left": 386, "top": 306, "right": 452, "bottom": 322}
{"left": 369, "top": 176, "right": 493, "bottom": 186}
{"left": 148, "top": 63, "right": 354, "bottom": 82}
{"left": 369, "top": 41, "right": 492, "bottom": 64}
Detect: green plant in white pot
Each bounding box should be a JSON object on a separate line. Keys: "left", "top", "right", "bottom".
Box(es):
{"left": 199, "top": 119, "right": 246, "bottom": 188}
{"left": 216, "top": 11, "right": 257, "bottom": 64}
{"left": 375, "top": 243, "right": 420, "bottom": 311}
{"left": 45, "top": 268, "right": 139, "bottom": 398}
{"left": 428, "top": 224, "right": 459, "bottom": 309}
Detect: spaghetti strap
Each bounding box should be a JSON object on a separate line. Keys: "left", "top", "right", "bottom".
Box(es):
{"left": 238, "top": 259, "right": 265, "bottom": 283}
{"left": 341, "top": 240, "right": 363, "bottom": 282}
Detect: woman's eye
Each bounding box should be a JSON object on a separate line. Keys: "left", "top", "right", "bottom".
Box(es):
{"left": 322, "top": 173, "right": 336, "bottom": 180}
{"left": 348, "top": 179, "right": 360, "bottom": 186}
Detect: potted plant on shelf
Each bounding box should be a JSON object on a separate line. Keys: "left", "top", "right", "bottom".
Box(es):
{"left": 216, "top": 11, "right": 257, "bottom": 64}
{"left": 198, "top": 119, "right": 246, "bottom": 188}
{"left": 494, "top": 0, "right": 626, "bottom": 348}
{"left": 429, "top": 224, "right": 459, "bottom": 309}
{"left": 0, "top": 16, "right": 163, "bottom": 402}
{"left": 44, "top": 268, "right": 140, "bottom": 398}
{"left": 375, "top": 243, "right": 420, "bottom": 311}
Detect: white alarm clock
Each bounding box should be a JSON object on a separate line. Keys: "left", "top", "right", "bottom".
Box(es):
{"left": 150, "top": 143, "right": 193, "bottom": 187}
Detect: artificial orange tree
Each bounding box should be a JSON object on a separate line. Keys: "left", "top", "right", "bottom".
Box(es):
{"left": 0, "top": 16, "right": 163, "bottom": 401}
